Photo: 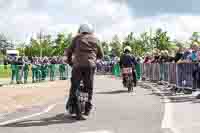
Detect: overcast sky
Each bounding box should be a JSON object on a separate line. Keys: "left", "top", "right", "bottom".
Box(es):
{"left": 0, "top": 0, "right": 200, "bottom": 42}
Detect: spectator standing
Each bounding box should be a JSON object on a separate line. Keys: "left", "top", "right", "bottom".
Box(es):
{"left": 49, "top": 56, "right": 57, "bottom": 81}
{"left": 174, "top": 47, "right": 183, "bottom": 62}
{"left": 59, "top": 57, "right": 66, "bottom": 80}
{"left": 9, "top": 56, "right": 17, "bottom": 84}
{"left": 16, "top": 56, "right": 23, "bottom": 84}
{"left": 23, "top": 57, "right": 30, "bottom": 84}
{"left": 31, "top": 57, "right": 38, "bottom": 83}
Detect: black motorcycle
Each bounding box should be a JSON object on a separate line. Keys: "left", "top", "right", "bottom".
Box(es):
{"left": 66, "top": 80, "right": 90, "bottom": 120}
{"left": 122, "top": 67, "right": 134, "bottom": 92}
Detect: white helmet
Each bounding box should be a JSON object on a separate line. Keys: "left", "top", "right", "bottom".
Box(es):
{"left": 124, "top": 46, "right": 132, "bottom": 52}
{"left": 78, "top": 23, "right": 94, "bottom": 34}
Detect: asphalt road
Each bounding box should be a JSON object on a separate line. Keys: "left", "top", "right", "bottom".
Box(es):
{"left": 0, "top": 76, "right": 168, "bottom": 133}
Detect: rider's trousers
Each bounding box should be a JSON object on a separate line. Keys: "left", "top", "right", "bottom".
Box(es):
{"left": 71, "top": 66, "right": 95, "bottom": 103}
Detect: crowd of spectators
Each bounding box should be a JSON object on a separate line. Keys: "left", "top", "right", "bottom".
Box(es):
{"left": 141, "top": 43, "right": 200, "bottom": 64}
{"left": 5, "top": 56, "right": 68, "bottom": 84}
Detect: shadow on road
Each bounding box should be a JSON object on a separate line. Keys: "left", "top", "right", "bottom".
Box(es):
{"left": 162, "top": 97, "right": 194, "bottom": 103}
{"left": 141, "top": 83, "right": 200, "bottom": 103}
{"left": 96, "top": 90, "right": 128, "bottom": 94}
{"left": 3, "top": 113, "right": 79, "bottom": 127}
{"left": 192, "top": 99, "right": 200, "bottom": 103}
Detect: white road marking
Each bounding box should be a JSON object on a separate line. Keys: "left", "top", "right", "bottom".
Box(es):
{"left": 0, "top": 104, "right": 57, "bottom": 126}
{"left": 79, "top": 130, "right": 114, "bottom": 133}
{"left": 0, "top": 112, "right": 15, "bottom": 119}
{"left": 148, "top": 83, "right": 180, "bottom": 133}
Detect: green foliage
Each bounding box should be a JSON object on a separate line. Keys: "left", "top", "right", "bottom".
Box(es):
{"left": 16, "top": 32, "right": 72, "bottom": 57}
{"left": 13, "top": 28, "right": 197, "bottom": 58}
{"left": 122, "top": 32, "right": 152, "bottom": 56}
{"left": 110, "top": 35, "right": 122, "bottom": 56}
{"left": 0, "top": 65, "right": 11, "bottom": 78}
{"left": 152, "top": 28, "right": 172, "bottom": 51}
{"left": 190, "top": 32, "right": 200, "bottom": 45}
{"left": 52, "top": 33, "right": 72, "bottom": 56}
{"left": 101, "top": 41, "right": 110, "bottom": 55}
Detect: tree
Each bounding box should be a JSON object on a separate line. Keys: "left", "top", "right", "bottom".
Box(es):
{"left": 110, "top": 35, "right": 122, "bottom": 56}
{"left": 140, "top": 32, "right": 152, "bottom": 51}
{"left": 190, "top": 32, "right": 200, "bottom": 45}
{"left": 0, "top": 34, "right": 13, "bottom": 56}
{"left": 30, "top": 37, "right": 40, "bottom": 57}
{"left": 122, "top": 32, "right": 133, "bottom": 49}
{"left": 17, "top": 42, "right": 26, "bottom": 56}
{"left": 122, "top": 32, "right": 152, "bottom": 56}
{"left": 101, "top": 41, "right": 109, "bottom": 55}
{"left": 152, "top": 28, "right": 172, "bottom": 51}
{"left": 0, "top": 34, "right": 9, "bottom": 49}
{"left": 52, "top": 33, "right": 72, "bottom": 56}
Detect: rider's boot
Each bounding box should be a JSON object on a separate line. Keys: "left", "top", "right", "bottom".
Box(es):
{"left": 75, "top": 99, "right": 86, "bottom": 120}
{"left": 84, "top": 102, "right": 93, "bottom": 116}
{"left": 76, "top": 114, "right": 86, "bottom": 120}
{"left": 122, "top": 77, "right": 126, "bottom": 87}
{"left": 76, "top": 109, "right": 86, "bottom": 120}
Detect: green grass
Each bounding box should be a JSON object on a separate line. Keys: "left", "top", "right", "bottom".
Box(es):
{"left": 0, "top": 65, "right": 33, "bottom": 78}
{"left": 0, "top": 65, "right": 11, "bottom": 78}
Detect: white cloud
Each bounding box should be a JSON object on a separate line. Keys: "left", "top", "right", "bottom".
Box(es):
{"left": 0, "top": 0, "right": 199, "bottom": 43}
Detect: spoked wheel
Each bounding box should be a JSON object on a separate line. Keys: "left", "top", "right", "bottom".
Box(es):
{"left": 128, "top": 87, "right": 131, "bottom": 92}
{"left": 128, "top": 86, "right": 134, "bottom": 93}
{"left": 131, "top": 87, "right": 134, "bottom": 92}
{"left": 183, "top": 89, "right": 193, "bottom": 95}
{"left": 127, "top": 79, "right": 134, "bottom": 93}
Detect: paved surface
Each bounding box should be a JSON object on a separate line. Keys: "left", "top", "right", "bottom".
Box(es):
{"left": 0, "top": 76, "right": 167, "bottom": 133}
{"left": 0, "top": 80, "right": 70, "bottom": 114}
{"left": 142, "top": 82, "right": 200, "bottom": 133}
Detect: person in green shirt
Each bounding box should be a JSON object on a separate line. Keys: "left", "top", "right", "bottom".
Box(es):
{"left": 59, "top": 57, "right": 66, "bottom": 80}
{"left": 16, "top": 56, "right": 23, "bottom": 84}
{"left": 135, "top": 57, "right": 142, "bottom": 81}
{"left": 37, "top": 57, "right": 43, "bottom": 82}
{"left": 23, "top": 57, "right": 30, "bottom": 84}
{"left": 9, "top": 56, "right": 17, "bottom": 84}
{"left": 41, "top": 57, "right": 49, "bottom": 81}
{"left": 49, "top": 57, "right": 57, "bottom": 81}
{"left": 31, "top": 57, "right": 38, "bottom": 83}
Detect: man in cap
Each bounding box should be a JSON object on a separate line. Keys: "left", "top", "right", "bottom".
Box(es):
{"left": 66, "top": 23, "right": 104, "bottom": 120}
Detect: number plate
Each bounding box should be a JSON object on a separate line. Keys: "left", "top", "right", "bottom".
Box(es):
{"left": 122, "top": 68, "right": 132, "bottom": 74}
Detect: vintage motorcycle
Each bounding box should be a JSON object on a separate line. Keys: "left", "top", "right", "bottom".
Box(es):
{"left": 122, "top": 67, "right": 135, "bottom": 92}
{"left": 66, "top": 80, "right": 90, "bottom": 120}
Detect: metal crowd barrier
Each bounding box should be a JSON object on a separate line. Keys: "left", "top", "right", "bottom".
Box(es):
{"left": 141, "top": 63, "right": 200, "bottom": 90}
{"left": 96, "top": 63, "right": 113, "bottom": 75}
